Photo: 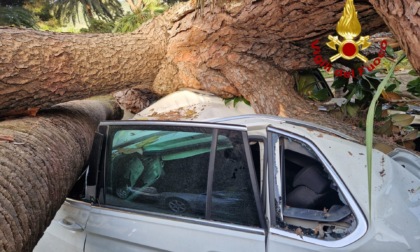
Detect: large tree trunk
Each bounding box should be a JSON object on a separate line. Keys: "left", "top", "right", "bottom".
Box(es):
{"left": 0, "top": 0, "right": 385, "bottom": 120}
{"left": 0, "top": 17, "right": 168, "bottom": 117}
{"left": 368, "top": 0, "right": 420, "bottom": 72}
{"left": 0, "top": 99, "right": 122, "bottom": 251}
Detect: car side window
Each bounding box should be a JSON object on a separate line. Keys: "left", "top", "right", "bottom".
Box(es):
{"left": 272, "top": 135, "right": 358, "bottom": 241}
{"left": 102, "top": 126, "right": 260, "bottom": 227}
{"left": 212, "top": 131, "right": 259, "bottom": 226}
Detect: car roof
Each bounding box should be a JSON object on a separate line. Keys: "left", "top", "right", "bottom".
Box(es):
{"left": 205, "top": 114, "right": 356, "bottom": 142}
{"left": 132, "top": 89, "right": 355, "bottom": 142}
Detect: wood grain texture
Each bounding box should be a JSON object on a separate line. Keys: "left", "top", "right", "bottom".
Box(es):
{"left": 0, "top": 1, "right": 386, "bottom": 118}
{"left": 0, "top": 99, "right": 121, "bottom": 251}
{"left": 368, "top": 0, "right": 420, "bottom": 72}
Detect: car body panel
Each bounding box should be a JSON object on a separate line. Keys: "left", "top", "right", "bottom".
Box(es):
{"left": 388, "top": 148, "right": 420, "bottom": 179}
{"left": 133, "top": 88, "right": 255, "bottom": 121}
{"left": 84, "top": 206, "right": 265, "bottom": 252}
{"left": 211, "top": 115, "right": 420, "bottom": 221}
{"left": 35, "top": 90, "right": 420, "bottom": 251}
{"left": 34, "top": 199, "right": 91, "bottom": 252}
{"left": 215, "top": 115, "right": 420, "bottom": 250}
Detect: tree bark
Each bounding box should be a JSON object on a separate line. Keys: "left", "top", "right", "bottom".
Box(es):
{"left": 0, "top": 99, "right": 122, "bottom": 252}
{"left": 368, "top": 0, "right": 420, "bottom": 73}
{"left": 0, "top": 0, "right": 385, "bottom": 119}
{"left": 0, "top": 16, "right": 169, "bottom": 118}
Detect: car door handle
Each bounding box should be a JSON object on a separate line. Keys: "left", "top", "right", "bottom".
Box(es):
{"left": 58, "top": 218, "right": 84, "bottom": 232}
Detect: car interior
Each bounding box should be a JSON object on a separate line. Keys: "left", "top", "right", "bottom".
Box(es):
{"left": 67, "top": 128, "right": 358, "bottom": 241}
{"left": 277, "top": 137, "right": 357, "bottom": 240}
{"left": 284, "top": 150, "right": 341, "bottom": 211}
{"left": 99, "top": 128, "right": 262, "bottom": 228}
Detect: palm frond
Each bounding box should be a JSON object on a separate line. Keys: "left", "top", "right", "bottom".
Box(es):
{"left": 53, "top": 0, "right": 123, "bottom": 25}
{"left": 0, "top": 5, "right": 37, "bottom": 28}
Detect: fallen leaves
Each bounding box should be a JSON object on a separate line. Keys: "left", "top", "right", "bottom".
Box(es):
{"left": 0, "top": 135, "right": 14, "bottom": 142}
{"left": 391, "top": 114, "right": 415, "bottom": 127}
{"left": 295, "top": 227, "right": 303, "bottom": 239}
{"left": 408, "top": 187, "right": 420, "bottom": 194}
{"left": 0, "top": 135, "right": 24, "bottom": 145}
{"left": 314, "top": 224, "right": 325, "bottom": 239}
{"left": 379, "top": 169, "right": 386, "bottom": 177}
{"left": 27, "top": 107, "right": 39, "bottom": 117}
{"left": 374, "top": 142, "right": 394, "bottom": 154}
{"left": 373, "top": 112, "right": 419, "bottom": 151}
{"left": 142, "top": 107, "right": 199, "bottom": 121}
{"left": 0, "top": 107, "right": 40, "bottom": 120}
{"left": 323, "top": 207, "right": 331, "bottom": 218}
{"left": 381, "top": 91, "right": 402, "bottom": 102}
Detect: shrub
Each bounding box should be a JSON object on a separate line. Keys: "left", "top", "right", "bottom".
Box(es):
{"left": 80, "top": 19, "right": 114, "bottom": 33}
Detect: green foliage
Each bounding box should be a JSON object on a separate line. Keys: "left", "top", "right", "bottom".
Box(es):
{"left": 390, "top": 113, "right": 415, "bottom": 127}
{"left": 308, "top": 88, "right": 330, "bottom": 102}
{"left": 407, "top": 78, "right": 420, "bottom": 96}
{"left": 345, "top": 103, "right": 360, "bottom": 118}
{"left": 0, "top": 0, "right": 167, "bottom": 33}
{"left": 113, "top": 12, "right": 150, "bottom": 33}
{"left": 295, "top": 70, "right": 331, "bottom": 102}
{"left": 0, "top": 5, "right": 37, "bottom": 28}
{"left": 408, "top": 69, "right": 418, "bottom": 76}
{"left": 407, "top": 70, "right": 420, "bottom": 97}
{"left": 385, "top": 45, "right": 395, "bottom": 58}
{"left": 80, "top": 18, "right": 114, "bottom": 33}
{"left": 24, "top": 0, "right": 63, "bottom": 30}
{"left": 224, "top": 96, "right": 251, "bottom": 107}
{"left": 113, "top": 0, "right": 168, "bottom": 33}
{"left": 1, "top": 0, "right": 26, "bottom": 7}
{"left": 37, "top": 17, "right": 61, "bottom": 31}
{"left": 163, "top": 0, "right": 188, "bottom": 6}
{"left": 33, "top": 2, "right": 54, "bottom": 21}
{"left": 331, "top": 52, "right": 403, "bottom": 118}
{"left": 331, "top": 76, "right": 347, "bottom": 89}
{"left": 327, "top": 48, "right": 417, "bottom": 219}
{"left": 365, "top": 54, "right": 406, "bottom": 221}
{"left": 143, "top": 0, "right": 168, "bottom": 15}
{"left": 53, "top": 0, "right": 123, "bottom": 26}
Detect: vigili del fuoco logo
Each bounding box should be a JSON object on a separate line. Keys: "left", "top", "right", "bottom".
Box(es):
{"left": 311, "top": 0, "right": 387, "bottom": 78}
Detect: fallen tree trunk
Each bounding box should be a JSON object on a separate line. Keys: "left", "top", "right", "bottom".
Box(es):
{"left": 0, "top": 99, "right": 122, "bottom": 252}
{"left": 369, "top": 0, "right": 420, "bottom": 73}
{"left": 0, "top": 17, "right": 168, "bottom": 118}
{"left": 0, "top": 1, "right": 385, "bottom": 118}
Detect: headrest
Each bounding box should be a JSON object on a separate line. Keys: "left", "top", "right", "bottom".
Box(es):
{"left": 292, "top": 165, "right": 330, "bottom": 194}
{"left": 285, "top": 150, "right": 318, "bottom": 168}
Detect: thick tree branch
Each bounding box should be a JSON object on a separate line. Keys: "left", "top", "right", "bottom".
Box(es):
{"left": 0, "top": 14, "right": 169, "bottom": 117}
{"left": 368, "top": 0, "right": 420, "bottom": 73}
{"left": 0, "top": 99, "right": 122, "bottom": 252}
{"left": 0, "top": 1, "right": 386, "bottom": 118}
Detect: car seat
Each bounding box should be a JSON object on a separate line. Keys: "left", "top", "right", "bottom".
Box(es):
{"left": 286, "top": 164, "right": 339, "bottom": 210}
{"left": 113, "top": 153, "right": 144, "bottom": 188}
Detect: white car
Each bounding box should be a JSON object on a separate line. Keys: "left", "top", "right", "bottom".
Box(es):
{"left": 35, "top": 90, "right": 420, "bottom": 251}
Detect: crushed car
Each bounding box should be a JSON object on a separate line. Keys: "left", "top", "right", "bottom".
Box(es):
{"left": 35, "top": 89, "right": 420, "bottom": 252}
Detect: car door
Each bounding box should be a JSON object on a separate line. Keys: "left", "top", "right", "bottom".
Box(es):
{"left": 265, "top": 126, "right": 367, "bottom": 251}
{"left": 84, "top": 121, "right": 266, "bottom": 252}
{"left": 33, "top": 199, "right": 91, "bottom": 252}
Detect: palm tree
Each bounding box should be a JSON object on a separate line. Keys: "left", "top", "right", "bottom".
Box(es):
{"left": 113, "top": 0, "right": 168, "bottom": 33}
{"left": 0, "top": 0, "right": 37, "bottom": 28}
{"left": 126, "top": 0, "right": 143, "bottom": 13}
{"left": 54, "top": 0, "right": 123, "bottom": 25}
